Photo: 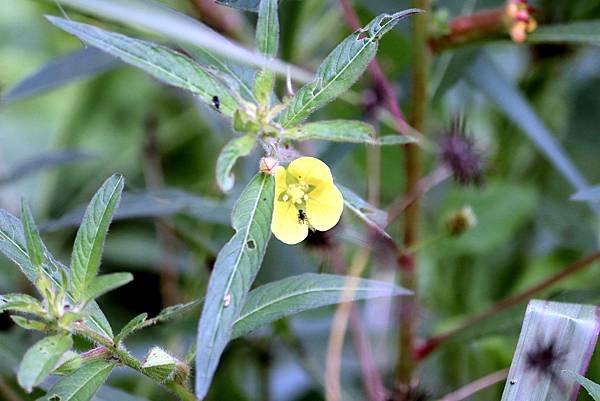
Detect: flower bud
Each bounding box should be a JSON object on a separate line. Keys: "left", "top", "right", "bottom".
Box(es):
{"left": 446, "top": 206, "right": 477, "bottom": 237}
{"left": 141, "top": 347, "right": 188, "bottom": 383}
{"left": 259, "top": 157, "right": 279, "bottom": 174}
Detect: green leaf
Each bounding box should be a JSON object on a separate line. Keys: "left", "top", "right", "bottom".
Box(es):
{"left": 232, "top": 273, "right": 410, "bottom": 339}
{"left": 2, "top": 47, "right": 118, "bottom": 105}
{"left": 216, "top": 0, "right": 261, "bottom": 12}
{"left": 0, "top": 293, "right": 46, "bottom": 315}
{"left": 70, "top": 174, "right": 124, "bottom": 302}
{"left": 563, "top": 371, "right": 600, "bottom": 401}
{"left": 286, "top": 120, "right": 416, "bottom": 145}
{"left": 85, "top": 273, "right": 133, "bottom": 302}
{"left": 46, "top": 17, "right": 240, "bottom": 117}
{"left": 0, "top": 209, "right": 113, "bottom": 338}
{"left": 11, "top": 316, "right": 50, "bottom": 331}
{"left": 18, "top": 333, "right": 73, "bottom": 393}
{"left": 38, "top": 359, "right": 115, "bottom": 401}
{"left": 20, "top": 200, "right": 46, "bottom": 270}
{"left": 278, "top": 9, "right": 421, "bottom": 128}
{"left": 115, "top": 313, "right": 148, "bottom": 344}
{"left": 148, "top": 300, "right": 202, "bottom": 325}
{"left": 338, "top": 185, "right": 390, "bottom": 238}
{"left": 188, "top": 47, "right": 258, "bottom": 103}
{"left": 43, "top": 189, "right": 232, "bottom": 231}
{"left": 0, "top": 208, "right": 42, "bottom": 282}
{"left": 216, "top": 135, "right": 256, "bottom": 193}
{"left": 195, "top": 173, "right": 274, "bottom": 398}
{"left": 256, "top": 0, "right": 279, "bottom": 58}
{"left": 528, "top": 20, "right": 600, "bottom": 45}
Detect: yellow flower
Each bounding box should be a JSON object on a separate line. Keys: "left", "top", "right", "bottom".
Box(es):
{"left": 271, "top": 157, "right": 344, "bottom": 244}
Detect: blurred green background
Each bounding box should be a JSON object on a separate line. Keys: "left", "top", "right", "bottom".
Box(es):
{"left": 1, "top": 0, "right": 599, "bottom": 400}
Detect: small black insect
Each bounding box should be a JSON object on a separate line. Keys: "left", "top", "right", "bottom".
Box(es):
{"left": 297, "top": 209, "right": 307, "bottom": 224}
{"left": 212, "top": 95, "right": 220, "bottom": 110}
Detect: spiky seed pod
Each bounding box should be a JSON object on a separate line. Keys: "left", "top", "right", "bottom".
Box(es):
{"left": 438, "top": 118, "right": 485, "bottom": 186}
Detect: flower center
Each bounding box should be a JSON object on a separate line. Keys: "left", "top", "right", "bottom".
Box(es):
{"left": 283, "top": 182, "right": 309, "bottom": 205}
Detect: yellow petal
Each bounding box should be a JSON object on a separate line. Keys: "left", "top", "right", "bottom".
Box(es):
{"left": 306, "top": 183, "right": 344, "bottom": 231}
{"left": 271, "top": 200, "right": 309, "bottom": 245}
{"left": 287, "top": 157, "right": 333, "bottom": 186}
{"left": 273, "top": 165, "right": 287, "bottom": 194}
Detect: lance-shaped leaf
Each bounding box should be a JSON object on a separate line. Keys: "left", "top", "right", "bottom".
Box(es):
{"left": 70, "top": 174, "right": 124, "bottom": 302}
{"left": 528, "top": 20, "right": 600, "bottom": 45}
{"left": 46, "top": 17, "right": 240, "bottom": 117}
{"left": 43, "top": 189, "right": 231, "bottom": 231}
{"left": 338, "top": 185, "right": 390, "bottom": 238}
{"left": 195, "top": 173, "right": 274, "bottom": 398}
{"left": 39, "top": 359, "right": 115, "bottom": 401}
{"left": 256, "top": 0, "right": 279, "bottom": 58}
{"left": 0, "top": 209, "right": 113, "bottom": 338}
{"left": 85, "top": 272, "right": 133, "bottom": 302}
{"left": 500, "top": 300, "right": 600, "bottom": 401}
{"left": 231, "top": 273, "right": 410, "bottom": 339}
{"left": 115, "top": 313, "right": 148, "bottom": 344}
{"left": 0, "top": 293, "right": 45, "bottom": 315}
{"left": 563, "top": 371, "right": 600, "bottom": 401}
{"left": 147, "top": 299, "right": 202, "bottom": 325}
{"left": 188, "top": 47, "right": 257, "bottom": 103}
{"left": 0, "top": 150, "right": 96, "bottom": 187}
{"left": 216, "top": 0, "right": 261, "bottom": 12}
{"left": 18, "top": 333, "right": 73, "bottom": 393}
{"left": 278, "top": 9, "right": 421, "bottom": 128}
{"left": 216, "top": 135, "right": 256, "bottom": 193}
{"left": 20, "top": 200, "right": 45, "bottom": 270}
{"left": 286, "top": 120, "right": 416, "bottom": 145}
{"left": 2, "top": 47, "right": 118, "bottom": 105}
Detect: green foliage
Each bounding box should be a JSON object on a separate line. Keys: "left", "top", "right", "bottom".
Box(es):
{"left": 20, "top": 200, "right": 45, "bottom": 270}
{"left": 85, "top": 272, "right": 134, "bottom": 303}
{"left": 278, "top": 9, "right": 421, "bottom": 128}
{"left": 115, "top": 313, "right": 148, "bottom": 344}
{"left": 0, "top": 293, "right": 45, "bottom": 315}
{"left": 70, "top": 174, "right": 124, "bottom": 302}
{"left": 46, "top": 17, "right": 240, "bottom": 117}
{"left": 285, "top": 120, "right": 417, "bottom": 145}
{"left": 563, "top": 371, "right": 600, "bottom": 401}
{"left": 256, "top": 0, "right": 280, "bottom": 58}
{"left": 338, "top": 185, "right": 390, "bottom": 238}
{"left": 18, "top": 333, "right": 73, "bottom": 392}
{"left": 39, "top": 360, "right": 115, "bottom": 401}
{"left": 231, "top": 273, "right": 411, "bottom": 339}
{"left": 195, "top": 173, "right": 274, "bottom": 398}
{"left": 216, "top": 135, "right": 256, "bottom": 192}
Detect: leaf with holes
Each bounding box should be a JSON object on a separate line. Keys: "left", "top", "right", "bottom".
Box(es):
{"left": 231, "top": 273, "right": 410, "bottom": 338}
{"left": 70, "top": 174, "right": 124, "bottom": 302}
{"left": 39, "top": 359, "right": 115, "bottom": 401}
{"left": 195, "top": 173, "right": 274, "bottom": 398}
{"left": 47, "top": 17, "right": 240, "bottom": 117}
{"left": 285, "top": 120, "right": 416, "bottom": 145}
{"left": 18, "top": 333, "right": 73, "bottom": 393}
{"left": 256, "top": 0, "right": 279, "bottom": 58}
{"left": 278, "top": 9, "right": 421, "bottom": 128}
{"left": 216, "top": 135, "right": 256, "bottom": 193}
{"left": 338, "top": 185, "right": 390, "bottom": 238}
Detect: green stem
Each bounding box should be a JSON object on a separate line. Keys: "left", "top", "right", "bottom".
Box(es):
{"left": 74, "top": 324, "right": 198, "bottom": 401}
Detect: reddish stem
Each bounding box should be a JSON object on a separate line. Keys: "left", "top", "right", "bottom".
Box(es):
{"left": 415, "top": 250, "right": 600, "bottom": 360}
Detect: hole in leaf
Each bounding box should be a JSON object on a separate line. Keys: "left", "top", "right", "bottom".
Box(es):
{"left": 49, "top": 395, "right": 61, "bottom": 401}
{"left": 246, "top": 240, "right": 256, "bottom": 250}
